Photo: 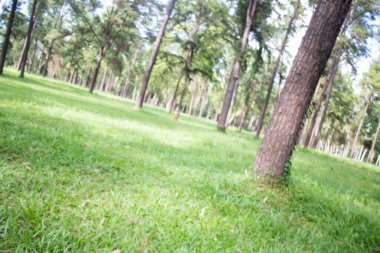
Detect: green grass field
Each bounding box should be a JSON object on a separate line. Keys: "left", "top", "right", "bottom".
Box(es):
{"left": 1, "top": 69, "right": 379, "bottom": 252}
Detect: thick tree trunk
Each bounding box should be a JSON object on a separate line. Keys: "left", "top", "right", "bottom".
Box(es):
{"left": 255, "top": 0, "right": 300, "bottom": 138}
{"left": 19, "top": 0, "right": 38, "bottom": 78}
{"left": 217, "top": 0, "right": 258, "bottom": 131}
{"left": 89, "top": 48, "right": 104, "bottom": 93}
{"left": 350, "top": 93, "right": 372, "bottom": 158}
{"left": 0, "top": 0, "right": 18, "bottom": 74}
{"left": 367, "top": 120, "right": 380, "bottom": 163}
{"left": 135, "top": 0, "right": 177, "bottom": 108}
{"left": 253, "top": 0, "right": 353, "bottom": 180}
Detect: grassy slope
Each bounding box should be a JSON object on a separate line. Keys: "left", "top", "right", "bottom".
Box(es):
{"left": 0, "top": 69, "right": 379, "bottom": 252}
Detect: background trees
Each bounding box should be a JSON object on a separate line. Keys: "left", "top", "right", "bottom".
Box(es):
{"left": 0, "top": 0, "right": 378, "bottom": 174}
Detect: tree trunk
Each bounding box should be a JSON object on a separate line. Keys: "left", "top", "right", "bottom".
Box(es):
{"left": 168, "top": 72, "right": 183, "bottom": 113}
{"left": 238, "top": 107, "right": 249, "bottom": 131}
{"left": 309, "top": 73, "right": 335, "bottom": 148}
{"left": 42, "top": 1, "right": 66, "bottom": 76}
{"left": 172, "top": 1, "right": 203, "bottom": 119}
{"left": 217, "top": 0, "right": 258, "bottom": 131}
{"left": 367, "top": 120, "right": 380, "bottom": 163}
{"left": 350, "top": 93, "right": 372, "bottom": 158}
{"left": 135, "top": 0, "right": 177, "bottom": 108}
{"left": 89, "top": 47, "right": 104, "bottom": 93}
{"left": 121, "top": 48, "right": 140, "bottom": 98}
{"left": 0, "top": 0, "right": 18, "bottom": 74}
{"left": 188, "top": 95, "right": 195, "bottom": 115}
{"left": 253, "top": 0, "right": 353, "bottom": 180}
{"left": 198, "top": 82, "right": 209, "bottom": 117}
{"left": 28, "top": 37, "right": 38, "bottom": 72}
{"left": 254, "top": 0, "right": 300, "bottom": 138}
{"left": 19, "top": 0, "right": 38, "bottom": 78}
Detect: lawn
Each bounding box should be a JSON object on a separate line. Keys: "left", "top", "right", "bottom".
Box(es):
{"left": 0, "top": 69, "right": 379, "bottom": 252}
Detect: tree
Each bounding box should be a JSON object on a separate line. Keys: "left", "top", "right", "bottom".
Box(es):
{"left": 135, "top": 0, "right": 177, "bottom": 108}
{"left": 69, "top": 0, "right": 138, "bottom": 93}
{"left": 0, "top": 0, "right": 18, "bottom": 75}
{"left": 19, "top": 0, "right": 38, "bottom": 78}
{"left": 367, "top": 117, "right": 380, "bottom": 163}
{"left": 254, "top": 0, "right": 301, "bottom": 139}
{"left": 41, "top": 0, "right": 67, "bottom": 76}
{"left": 253, "top": 0, "right": 353, "bottom": 180}
{"left": 217, "top": 0, "right": 258, "bottom": 131}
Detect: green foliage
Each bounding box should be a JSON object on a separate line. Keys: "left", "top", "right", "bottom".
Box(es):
{"left": 1, "top": 70, "right": 380, "bottom": 251}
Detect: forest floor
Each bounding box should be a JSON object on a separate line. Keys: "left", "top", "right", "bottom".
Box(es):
{"left": 0, "top": 69, "right": 380, "bottom": 252}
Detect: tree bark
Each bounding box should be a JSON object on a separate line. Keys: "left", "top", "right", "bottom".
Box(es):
{"left": 254, "top": 0, "right": 300, "bottom": 138}
{"left": 89, "top": 47, "right": 104, "bottom": 93}
{"left": 253, "top": 0, "right": 353, "bottom": 180}
{"left": 0, "top": 0, "right": 18, "bottom": 74}
{"left": 350, "top": 93, "right": 372, "bottom": 158}
{"left": 19, "top": 0, "right": 38, "bottom": 78}
{"left": 135, "top": 0, "right": 177, "bottom": 108}
{"left": 217, "top": 0, "right": 258, "bottom": 131}
{"left": 367, "top": 120, "right": 380, "bottom": 163}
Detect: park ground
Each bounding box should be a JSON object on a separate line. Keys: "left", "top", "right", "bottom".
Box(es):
{"left": 0, "top": 69, "right": 379, "bottom": 252}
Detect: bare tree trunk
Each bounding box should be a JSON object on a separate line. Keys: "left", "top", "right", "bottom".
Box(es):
{"left": 0, "top": 0, "right": 18, "bottom": 74}
{"left": 198, "top": 82, "right": 209, "bottom": 117}
{"left": 135, "top": 0, "right": 177, "bottom": 108}
{"left": 238, "top": 107, "right": 249, "bottom": 131}
{"left": 168, "top": 72, "right": 183, "bottom": 113}
{"left": 89, "top": 47, "right": 104, "bottom": 93}
{"left": 187, "top": 95, "right": 195, "bottom": 115}
{"left": 217, "top": 0, "right": 258, "bottom": 131}
{"left": 28, "top": 37, "right": 38, "bottom": 72}
{"left": 253, "top": 0, "right": 353, "bottom": 180}
{"left": 367, "top": 120, "right": 380, "bottom": 163}
{"left": 309, "top": 72, "right": 335, "bottom": 148}
{"left": 350, "top": 93, "right": 373, "bottom": 158}
{"left": 255, "top": 0, "right": 301, "bottom": 138}
{"left": 19, "top": 0, "right": 38, "bottom": 78}
{"left": 101, "top": 67, "right": 108, "bottom": 91}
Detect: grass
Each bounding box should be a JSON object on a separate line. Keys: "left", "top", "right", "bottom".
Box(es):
{"left": 0, "top": 69, "right": 379, "bottom": 252}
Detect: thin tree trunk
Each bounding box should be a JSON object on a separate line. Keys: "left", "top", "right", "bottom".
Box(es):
{"left": 100, "top": 67, "right": 107, "bottom": 90}
{"left": 198, "top": 82, "right": 209, "bottom": 117}
{"left": 238, "top": 107, "right": 249, "bottom": 131}
{"left": 173, "top": 1, "right": 203, "bottom": 120}
{"left": 309, "top": 72, "right": 335, "bottom": 148}
{"left": 255, "top": 0, "right": 300, "bottom": 138}
{"left": 253, "top": 0, "right": 353, "bottom": 180}
{"left": 217, "top": 0, "right": 258, "bottom": 131}
{"left": 19, "top": 0, "right": 38, "bottom": 78}
{"left": 169, "top": 72, "right": 183, "bottom": 113}
{"left": 121, "top": 48, "right": 140, "bottom": 98}
{"left": 0, "top": 0, "right": 18, "bottom": 74}
{"left": 89, "top": 47, "right": 104, "bottom": 93}
{"left": 28, "top": 37, "right": 38, "bottom": 72}
{"left": 350, "top": 93, "right": 373, "bottom": 158}
{"left": 188, "top": 95, "right": 195, "bottom": 115}
{"left": 367, "top": 120, "right": 380, "bottom": 163}
{"left": 135, "top": 0, "right": 177, "bottom": 108}
{"left": 42, "top": 1, "right": 66, "bottom": 76}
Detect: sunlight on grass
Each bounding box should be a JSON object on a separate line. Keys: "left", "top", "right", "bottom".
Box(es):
{"left": 1, "top": 69, "right": 379, "bottom": 252}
